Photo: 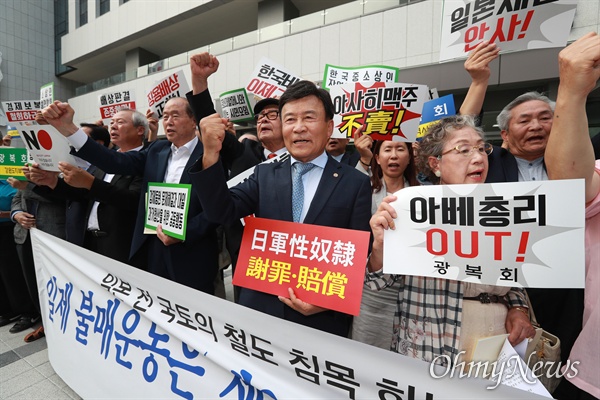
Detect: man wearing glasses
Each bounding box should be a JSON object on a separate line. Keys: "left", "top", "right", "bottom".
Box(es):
{"left": 186, "top": 53, "right": 287, "bottom": 177}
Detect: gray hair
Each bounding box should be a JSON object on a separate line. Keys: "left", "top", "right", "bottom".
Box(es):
{"left": 116, "top": 107, "right": 149, "bottom": 138}
{"left": 496, "top": 92, "right": 555, "bottom": 131}
{"left": 416, "top": 115, "right": 485, "bottom": 184}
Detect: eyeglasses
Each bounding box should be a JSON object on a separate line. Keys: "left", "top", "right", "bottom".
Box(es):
{"left": 254, "top": 110, "right": 279, "bottom": 122}
{"left": 439, "top": 143, "right": 493, "bottom": 158}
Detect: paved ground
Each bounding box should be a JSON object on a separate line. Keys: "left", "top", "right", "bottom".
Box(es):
{"left": 0, "top": 267, "right": 234, "bottom": 399}
{"left": 0, "top": 321, "right": 81, "bottom": 400}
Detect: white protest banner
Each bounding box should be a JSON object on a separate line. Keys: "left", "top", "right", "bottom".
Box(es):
{"left": 439, "top": 0, "right": 578, "bottom": 61}
{"left": 383, "top": 180, "right": 585, "bottom": 288}
{"left": 40, "top": 81, "right": 54, "bottom": 109}
{"left": 246, "top": 57, "right": 302, "bottom": 99}
{"left": 147, "top": 70, "right": 190, "bottom": 119}
{"left": 98, "top": 89, "right": 136, "bottom": 120}
{"left": 330, "top": 81, "right": 428, "bottom": 141}
{"left": 31, "top": 229, "right": 546, "bottom": 399}
{"left": 219, "top": 88, "right": 254, "bottom": 122}
{"left": 1, "top": 100, "right": 41, "bottom": 123}
{"left": 18, "top": 124, "right": 77, "bottom": 171}
{"left": 322, "top": 64, "right": 399, "bottom": 89}
{"left": 145, "top": 182, "right": 191, "bottom": 240}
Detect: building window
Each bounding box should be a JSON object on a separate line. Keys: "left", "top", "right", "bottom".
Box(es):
{"left": 55, "top": 0, "right": 74, "bottom": 75}
{"left": 77, "top": 0, "right": 88, "bottom": 27}
{"left": 98, "top": 0, "right": 110, "bottom": 16}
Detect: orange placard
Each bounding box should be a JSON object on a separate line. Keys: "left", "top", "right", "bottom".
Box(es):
{"left": 233, "top": 217, "right": 370, "bottom": 316}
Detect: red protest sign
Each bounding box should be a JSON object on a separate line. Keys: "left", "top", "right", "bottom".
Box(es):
{"left": 233, "top": 217, "right": 370, "bottom": 316}
{"left": 99, "top": 101, "right": 137, "bottom": 119}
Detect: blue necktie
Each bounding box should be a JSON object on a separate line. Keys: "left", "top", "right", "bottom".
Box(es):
{"left": 292, "top": 162, "right": 315, "bottom": 223}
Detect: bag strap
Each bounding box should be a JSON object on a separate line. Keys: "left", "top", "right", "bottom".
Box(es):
{"left": 524, "top": 290, "right": 540, "bottom": 327}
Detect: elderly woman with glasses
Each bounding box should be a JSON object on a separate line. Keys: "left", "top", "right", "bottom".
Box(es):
{"left": 367, "top": 115, "right": 535, "bottom": 366}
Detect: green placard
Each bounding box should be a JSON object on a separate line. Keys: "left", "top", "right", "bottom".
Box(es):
{"left": 145, "top": 182, "right": 192, "bottom": 241}
{"left": 0, "top": 147, "right": 28, "bottom": 180}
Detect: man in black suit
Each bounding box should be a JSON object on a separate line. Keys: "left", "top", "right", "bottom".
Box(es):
{"left": 41, "top": 98, "right": 220, "bottom": 295}
{"left": 28, "top": 108, "right": 145, "bottom": 266}
{"left": 191, "top": 80, "right": 372, "bottom": 336}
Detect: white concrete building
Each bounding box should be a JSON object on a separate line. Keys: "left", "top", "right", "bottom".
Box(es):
{"left": 2, "top": 0, "right": 599, "bottom": 139}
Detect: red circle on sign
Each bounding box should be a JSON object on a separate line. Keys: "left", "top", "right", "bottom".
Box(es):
{"left": 38, "top": 130, "right": 53, "bottom": 150}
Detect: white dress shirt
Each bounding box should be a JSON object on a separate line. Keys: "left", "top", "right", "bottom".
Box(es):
{"left": 87, "top": 145, "right": 143, "bottom": 231}
{"left": 164, "top": 137, "right": 198, "bottom": 183}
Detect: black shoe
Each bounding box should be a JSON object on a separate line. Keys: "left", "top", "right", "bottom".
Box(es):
{"left": 0, "top": 314, "right": 20, "bottom": 327}
{"left": 9, "top": 316, "right": 36, "bottom": 333}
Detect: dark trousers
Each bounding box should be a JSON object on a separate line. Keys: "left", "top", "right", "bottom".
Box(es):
{"left": 0, "top": 222, "right": 35, "bottom": 316}
{"left": 14, "top": 234, "right": 41, "bottom": 316}
{"left": 147, "top": 236, "right": 218, "bottom": 295}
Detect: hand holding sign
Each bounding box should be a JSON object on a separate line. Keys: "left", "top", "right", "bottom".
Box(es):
{"left": 41, "top": 101, "right": 79, "bottom": 136}
{"left": 25, "top": 163, "right": 59, "bottom": 189}
{"left": 370, "top": 195, "right": 398, "bottom": 245}
{"left": 156, "top": 224, "right": 182, "bottom": 246}
{"left": 58, "top": 162, "right": 94, "bottom": 189}
{"left": 200, "top": 113, "right": 228, "bottom": 169}
{"left": 278, "top": 288, "right": 327, "bottom": 316}
{"left": 190, "top": 52, "right": 219, "bottom": 94}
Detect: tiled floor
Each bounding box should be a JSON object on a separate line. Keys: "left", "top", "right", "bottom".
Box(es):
{"left": 0, "top": 322, "right": 81, "bottom": 400}
{"left": 0, "top": 267, "right": 234, "bottom": 399}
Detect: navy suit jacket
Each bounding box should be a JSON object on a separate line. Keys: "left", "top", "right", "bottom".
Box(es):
{"left": 339, "top": 151, "right": 360, "bottom": 167}
{"left": 73, "top": 137, "right": 219, "bottom": 291}
{"left": 190, "top": 155, "right": 371, "bottom": 336}
{"left": 485, "top": 145, "right": 519, "bottom": 183}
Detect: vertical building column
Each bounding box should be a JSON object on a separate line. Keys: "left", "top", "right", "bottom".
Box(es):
{"left": 257, "top": 0, "right": 299, "bottom": 29}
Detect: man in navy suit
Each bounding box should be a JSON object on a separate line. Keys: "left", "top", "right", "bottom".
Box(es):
{"left": 190, "top": 80, "right": 371, "bottom": 336}
{"left": 41, "top": 98, "right": 220, "bottom": 295}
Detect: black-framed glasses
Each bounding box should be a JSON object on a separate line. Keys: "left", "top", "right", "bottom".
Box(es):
{"left": 254, "top": 110, "right": 279, "bottom": 122}
{"left": 439, "top": 143, "right": 493, "bottom": 158}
